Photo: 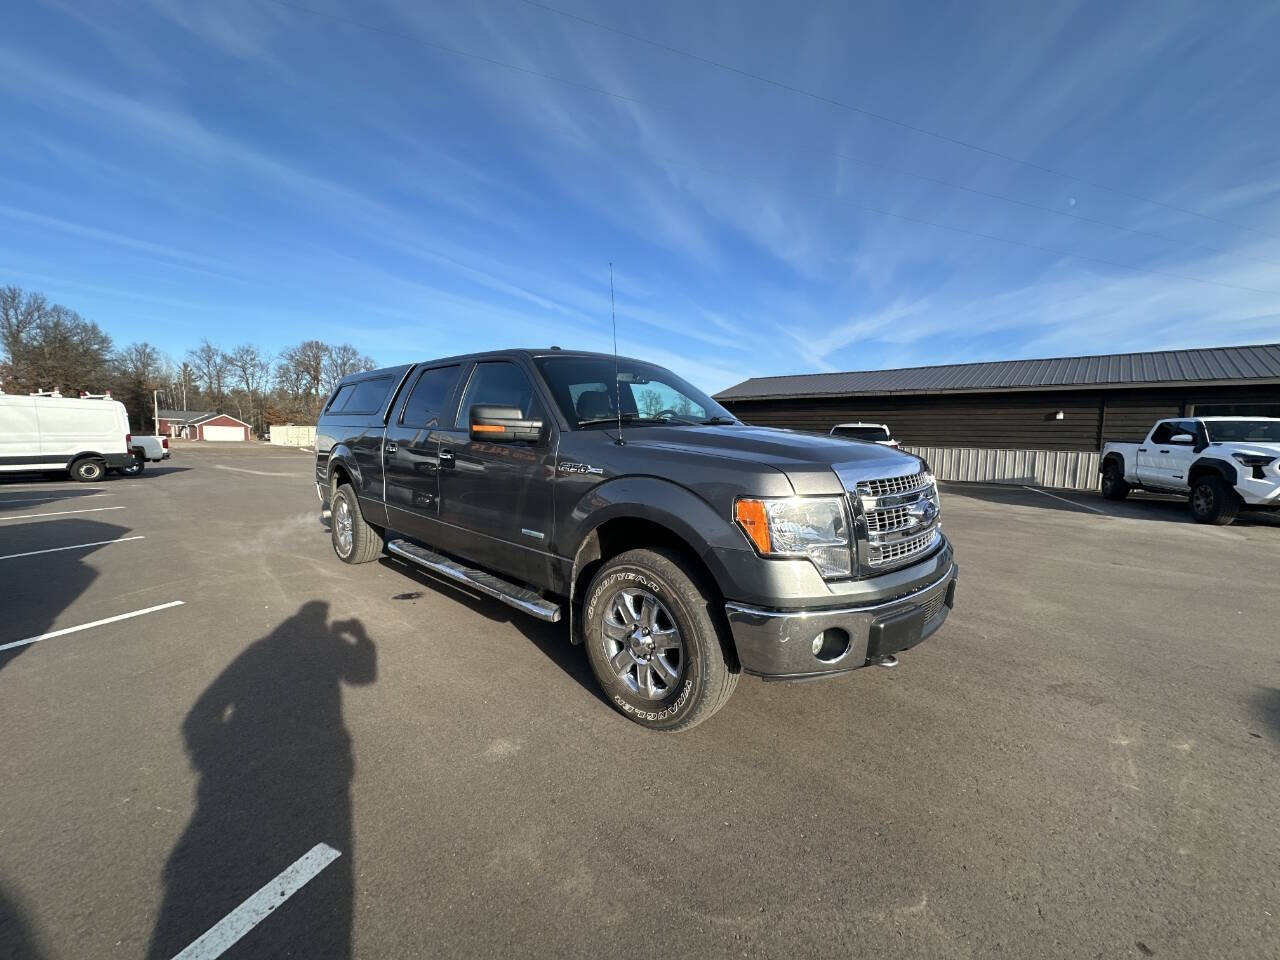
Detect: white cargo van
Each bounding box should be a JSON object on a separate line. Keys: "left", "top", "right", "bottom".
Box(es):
{"left": 0, "top": 393, "right": 135, "bottom": 482}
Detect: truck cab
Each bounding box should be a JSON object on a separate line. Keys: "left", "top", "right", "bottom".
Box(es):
{"left": 315, "top": 349, "right": 958, "bottom": 731}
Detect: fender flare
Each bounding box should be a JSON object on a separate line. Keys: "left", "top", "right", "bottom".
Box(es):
{"left": 1100, "top": 451, "right": 1125, "bottom": 475}
{"left": 324, "top": 444, "right": 362, "bottom": 492}
{"left": 1188, "top": 457, "right": 1238, "bottom": 488}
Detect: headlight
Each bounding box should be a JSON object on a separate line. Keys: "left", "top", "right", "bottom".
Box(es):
{"left": 734, "top": 496, "right": 852, "bottom": 578}
{"left": 1231, "top": 452, "right": 1276, "bottom": 467}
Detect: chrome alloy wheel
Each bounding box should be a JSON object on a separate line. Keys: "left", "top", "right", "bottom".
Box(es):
{"left": 334, "top": 494, "right": 354, "bottom": 557}
{"left": 602, "top": 587, "right": 683, "bottom": 700}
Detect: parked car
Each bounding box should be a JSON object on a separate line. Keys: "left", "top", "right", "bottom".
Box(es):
{"left": 315, "top": 349, "right": 958, "bottom": 731}
{"left": 830, "top": 422, "right": 900, "bottom": 447}
{"left": 0, "top": 392, "right": 136, "bottom": 481}
{"left": 1101, "top": 417, "right": 1280, "bottom": 524}
{"left": 118, "top": 435, "right": 170, "bottom": 476}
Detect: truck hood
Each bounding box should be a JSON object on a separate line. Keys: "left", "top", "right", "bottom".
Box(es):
{"left": 617, "top": 424, "right": 925, "bottom": 495}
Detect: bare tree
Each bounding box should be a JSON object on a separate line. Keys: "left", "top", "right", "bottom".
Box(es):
{"left": 322, "top": 343, "right": 377, "bottom": 391}
{"left": 278, "top": 339, "right": 329, "bottom": 400}
{"left": 1, "top": 286, "right": 113, "bottom": 394}
{"left": 113, "top": 342, "right": 163, "bottom": 430}
{"left": 186, "top": 339, "right": 228, "bottom": 408}
{"left": 226, "top": 344, "right": 272, "bottom": 433}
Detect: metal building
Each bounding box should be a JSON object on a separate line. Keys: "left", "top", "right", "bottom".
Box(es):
{"left": 715, "top": 343, "right": 1280, "bottom": 490}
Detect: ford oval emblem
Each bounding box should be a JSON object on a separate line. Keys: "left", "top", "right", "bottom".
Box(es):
{"left": 906, "top": 498, "right": 939, "bottom": 527}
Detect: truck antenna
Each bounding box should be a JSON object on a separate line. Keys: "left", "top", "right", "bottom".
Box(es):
{"left": 610, "top": 262, "right": 624, "bottom": 445}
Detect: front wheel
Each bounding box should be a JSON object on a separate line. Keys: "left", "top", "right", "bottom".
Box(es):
{"left": 70, "top": 458, "right": 106, "bottom": 482}
{"left": 583, "top": 548, "right": 738, "bottom": 732}
{"left": 330, "top": 484, "right": 383, "bottom": 563}
{"left": 1189, "top": 475, "right": 1239, "bottom": 525}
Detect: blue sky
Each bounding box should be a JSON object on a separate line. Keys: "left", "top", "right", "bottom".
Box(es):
{"left": 3, "top": 0, "right": 1279, "bottom": 393}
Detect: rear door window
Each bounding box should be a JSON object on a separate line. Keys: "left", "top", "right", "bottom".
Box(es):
{"left": 399, "top": 365, "right": 461, "bottom": 428}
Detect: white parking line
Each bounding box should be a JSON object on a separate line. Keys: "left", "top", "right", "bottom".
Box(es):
{"left": 213, "top": 464, "right": 303, "bottom": 477}
{"left": 0, "top": 600, "right": 184, "bottom": 652}
{"left": 1021, "top": 485, "right": 1107, "bottom": 514}
{"left": 0, "top": 493, "right": 111, "bottom": 502}
{"left": 0, "top": 505, "right": 125, "bottom": 522}
{"left": 0, "top": 536, "right": 145, "bottom": 561}
{"left": 170, "top": 843, "right": 342, "bottom": 960}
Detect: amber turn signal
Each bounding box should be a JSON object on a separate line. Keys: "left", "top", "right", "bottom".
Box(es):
{"left": 734, "top": 498, "right": 772, "bottom": 553}
{"left": 471, "top": 423, "right": 506, "bottom": 433}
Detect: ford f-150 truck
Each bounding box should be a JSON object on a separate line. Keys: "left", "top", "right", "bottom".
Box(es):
{"left": 315, "top": 349, "right": 958, "bottom": 730}
{"left": 1101, "top": 417, "right": 1280, "bottom": 524}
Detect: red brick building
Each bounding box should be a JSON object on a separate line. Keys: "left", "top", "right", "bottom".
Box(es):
{"left": 155, "top": 409, "right": 252, "bottom": 441}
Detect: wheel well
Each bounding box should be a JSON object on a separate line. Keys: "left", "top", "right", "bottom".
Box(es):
{"left": 1188, "top": 463, "right": 1224, "bottom": 487}
{"left": 329, "top": 460, "right": 354, "bottom": 491}
{"left": 1101, "top": 452, "right": 1124, "bottom": 474}
{"left": 569, "top": 517, "right": 733, "bottom": 664}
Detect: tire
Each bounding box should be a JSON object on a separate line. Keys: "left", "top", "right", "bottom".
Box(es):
{"left": 70, "top": 458, "right": 106, "bottom": 482}
{"left": 1100, "top": 462, "right": 1129, "bottom": 500}
{"left": 120, "top": 458, "right": 144, "bottom": 477}
{"left": 583, "top": 547, "right": 738, "bottom": 732}
{"left": 330, "top": 484, "right": 383, "bottom": 563}
{"left": 1188, "top": 475, "right": 1239, "bottom": 526}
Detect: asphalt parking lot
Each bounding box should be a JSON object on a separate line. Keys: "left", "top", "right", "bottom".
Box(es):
{"left": 2, "top": 444, "right": 1277, "bottom": 960}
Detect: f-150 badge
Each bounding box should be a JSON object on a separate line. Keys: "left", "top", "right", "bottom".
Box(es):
{"left": 558, "top": 462, "right": 604, "bottom": 475}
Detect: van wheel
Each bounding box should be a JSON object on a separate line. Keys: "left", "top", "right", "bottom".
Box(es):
{"left": 1101, "top": 462, "right": 1129, "bottom": 500}
{"left": 70, "top": 458, "right": 106, "bottom": 482}
{"left": 1189, "top": 475, "right": 1239, "bottom": 525}
{"left": 583, "top": 548, "right": 738, "bottom": 732}
{"left": 330, "top": 484, "right": 382, "bottom": 563}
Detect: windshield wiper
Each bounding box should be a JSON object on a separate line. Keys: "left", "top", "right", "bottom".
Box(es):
{"left": 701, "top": 416, "right": 739, "bottom": 425}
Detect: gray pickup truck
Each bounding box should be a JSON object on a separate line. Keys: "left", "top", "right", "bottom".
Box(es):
{"left": 316, "top": 348, "right": 958, "bottom": 731}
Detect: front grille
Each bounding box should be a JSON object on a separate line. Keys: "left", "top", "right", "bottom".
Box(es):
{"left": 859, "top": 470, "right": 932, "bottom": 498}
{"left": 921, "top": 591, "right": 946, "bottom": 622}
{"left": 853, "top": 470, "right": 942, "bottom": 572}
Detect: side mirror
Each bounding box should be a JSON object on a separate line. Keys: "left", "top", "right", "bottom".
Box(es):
{"left": 1170, "top": 433, "right": 1195, "bottom": 445}
{"left": 469, "top": 404, "right": 542, "bottom": 442}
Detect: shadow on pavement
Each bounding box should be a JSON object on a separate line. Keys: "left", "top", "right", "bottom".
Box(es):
{"left": 0, "top": 880, "right": 48, "bottom": 960}
{"left": 0, "top": 518, "right": 133, "bottom": 671}
{"left": 147, "top": 601, "right": 376, "bottom": 960}
{"left": 379, "top": 554, "right": 608, "bottom": 708}
{"left": 0, "top": 487, "right": 111, "bottom": 516}
{"left": 1250, "top": 687, "right": 1280, "bottom": 742}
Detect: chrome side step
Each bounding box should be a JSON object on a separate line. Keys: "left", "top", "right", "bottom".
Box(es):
{"left": 386, "top": 539, "right": 562, "bottom": 623}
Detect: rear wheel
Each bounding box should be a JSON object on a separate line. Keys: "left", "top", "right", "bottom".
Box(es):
{"left": 1189, "top": 475, "right": 1239, "bottom": 525}
{"left": 1100, "top": 462, "right": 1129, "bottom": 500}
{"left": 330, "top": 484, "right": 383, "bottom": 563}
{"left": 583, "top": 547, "right": 737, "bottom": 732}
{"left": 70, "top": 457, "right": 106, "bottom": 482}
{"left": 120, "top": 458, "right": 144, "bottom": 477}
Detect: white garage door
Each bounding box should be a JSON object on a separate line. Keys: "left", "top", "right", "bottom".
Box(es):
{"left": 203, "top": 425, "right": 245, "bottom": 441}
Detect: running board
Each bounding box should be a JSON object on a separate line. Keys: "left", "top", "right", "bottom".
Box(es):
{"left": 385, "top": 539, "right": 562, "bottom": 622}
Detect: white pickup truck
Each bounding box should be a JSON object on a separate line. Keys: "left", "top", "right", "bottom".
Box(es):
{"left": 119, "top": 435, "right": 170, "bottom": 476}
{"left": 1100, "top": 417, "right": 1280, "bottom": 524}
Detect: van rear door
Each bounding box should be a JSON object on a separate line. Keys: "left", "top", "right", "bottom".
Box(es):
{"left": 0, "top": 397, "right": 40, "bottom": 468}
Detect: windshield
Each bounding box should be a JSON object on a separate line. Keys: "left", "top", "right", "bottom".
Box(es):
{"left": 535, "top": 355, "right": 738, "bottom": 428}
{"left": 1204, "top": 419, "right": 1280, "bottom": 442}
{"left": 833, "top": 425, "right": 891, "bottom": 441}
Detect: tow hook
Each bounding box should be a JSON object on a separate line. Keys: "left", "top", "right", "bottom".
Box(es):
{"left": 868, "top": 654, "right": 899, "bottom": 668}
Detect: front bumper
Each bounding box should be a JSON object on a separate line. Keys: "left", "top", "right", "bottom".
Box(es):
{"left": 726, "top": 563, "right": 958, "bottom": 681}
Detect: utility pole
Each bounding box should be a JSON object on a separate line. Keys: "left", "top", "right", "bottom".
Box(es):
{"left": 153, "top": 389, "right": 160, "bottom": 435}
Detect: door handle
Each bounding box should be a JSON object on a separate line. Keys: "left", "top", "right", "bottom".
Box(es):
{"left": 385, "top": 442, "right": 398, "bottom": 454}
{"left": 1137, "top": 448, "right": 1148, "bottom": 452}
{"left": 439, "top": 449, "right": 455, "bottom": 467}
{"left": 1159, "top": 449, "right": 1170, "bottom": 454}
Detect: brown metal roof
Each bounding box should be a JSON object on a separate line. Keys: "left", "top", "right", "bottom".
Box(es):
{"left": 715, "top": 343, "right": 1280, "bottom": 400}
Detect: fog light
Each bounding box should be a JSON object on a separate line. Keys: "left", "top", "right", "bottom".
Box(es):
{"left": 811, "top": 628, "right": 851, "bottom": 663}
